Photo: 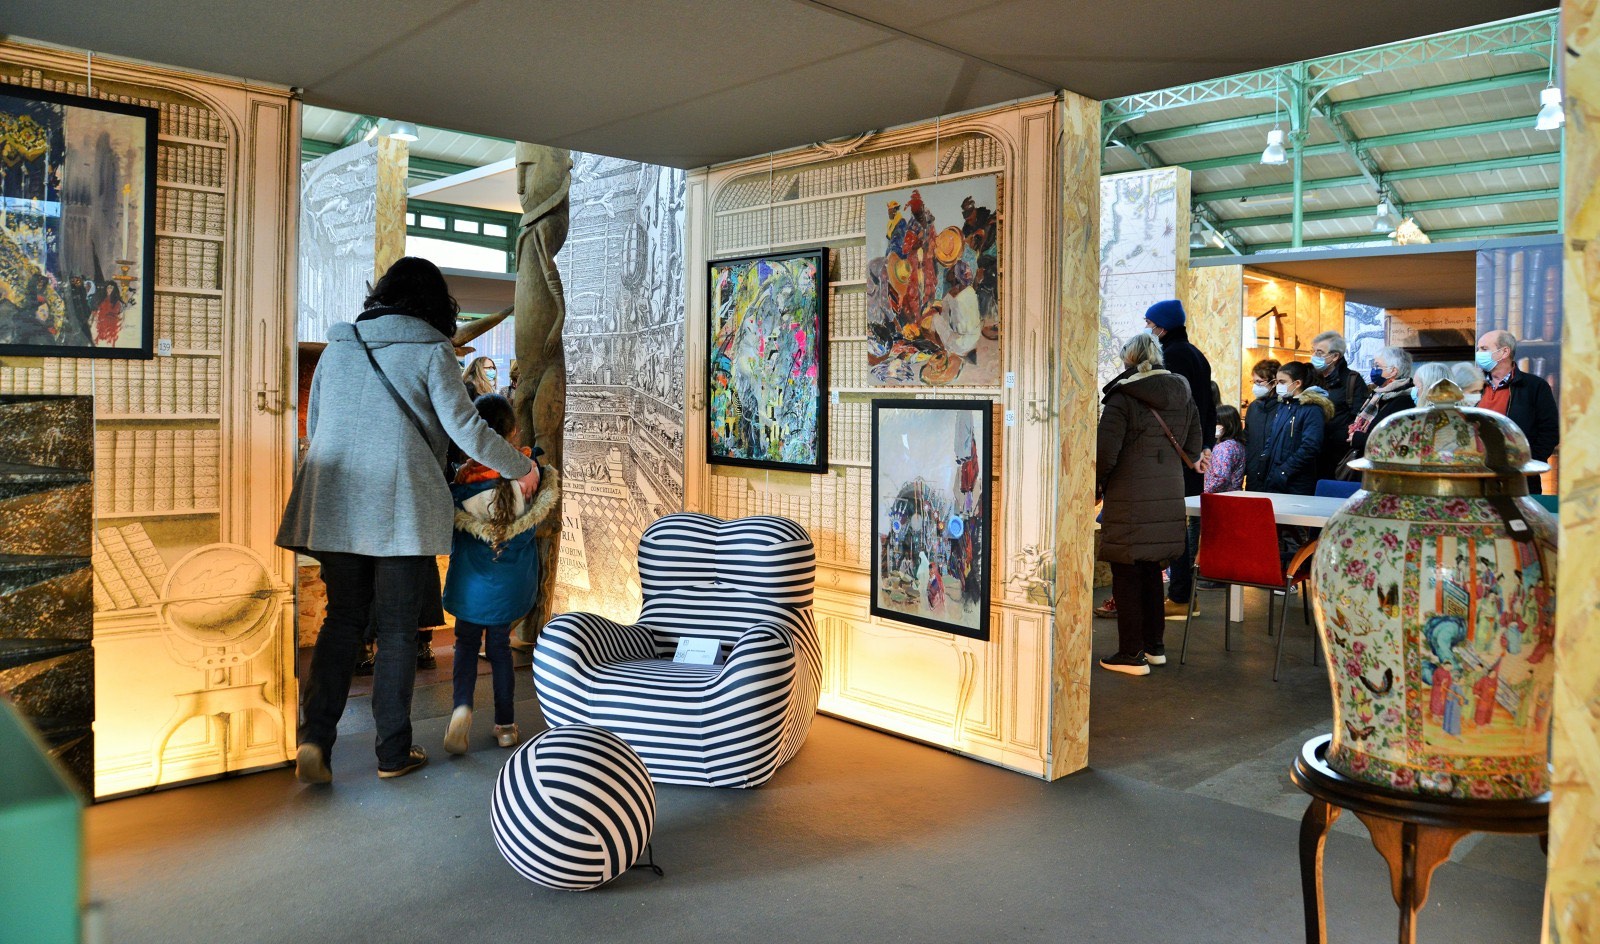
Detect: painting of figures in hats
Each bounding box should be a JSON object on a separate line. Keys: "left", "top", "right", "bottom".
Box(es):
{"left": 871, "top": 399, "right": 992, "bottom": 640}
{"left": 0, "top": 82, "right": 156, "bottom": 359}
{"left": 865, "top": 174, "right": 999, "bottom": 387}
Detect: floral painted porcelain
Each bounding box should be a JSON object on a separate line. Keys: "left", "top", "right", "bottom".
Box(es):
{"left": 1311, "top": 380, "right": 1557, "bottom": 799}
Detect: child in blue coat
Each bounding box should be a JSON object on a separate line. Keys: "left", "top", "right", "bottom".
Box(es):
{"left": 441, "top": 395, "right": 557, "bottom": 754}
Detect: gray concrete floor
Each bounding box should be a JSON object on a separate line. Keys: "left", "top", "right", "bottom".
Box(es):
{"left": 82, "top": 585, "right": 1545, "bottom": 943}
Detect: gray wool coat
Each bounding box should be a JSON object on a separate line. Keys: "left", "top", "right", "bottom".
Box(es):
{"left": 276, "top": 313, "right": 535, "bottom": 558}
{"left": 1096, "top": 368, "right": 1202, "bottom": 565}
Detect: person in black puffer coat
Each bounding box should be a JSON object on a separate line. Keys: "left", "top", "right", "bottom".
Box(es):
{"left": 1143, "top": 300, "right": 1214, "bottom": 612}
{"left": 1096, "top": 333, "right": 1202, "bottom": 676}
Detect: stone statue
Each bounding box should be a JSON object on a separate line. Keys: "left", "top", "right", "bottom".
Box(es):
{"left": 512, "top": 142, "right": 572, "bottom": 641}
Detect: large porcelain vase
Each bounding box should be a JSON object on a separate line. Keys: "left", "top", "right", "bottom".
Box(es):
{"left": 1310, "top": 382, "right": 1557, "bottom": 799}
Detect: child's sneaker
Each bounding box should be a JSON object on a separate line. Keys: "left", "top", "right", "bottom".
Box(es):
{"left": 443, "top": 705, "right": 472, "bottom": 755}
{"left": 494, "top": 724, "right": 521, "bottom": 749}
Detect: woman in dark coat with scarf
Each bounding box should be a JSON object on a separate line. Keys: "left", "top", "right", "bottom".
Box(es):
{"left": 1096, "top": 334, "right": 1202, "bottom": 676}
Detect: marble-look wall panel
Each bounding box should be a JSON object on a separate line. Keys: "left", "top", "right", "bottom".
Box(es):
{"left": 297, "top": 141, "right": 377, "bottom": 344}
{"left": 0, "top": 42, "right": 299, "bottom": 798}
{"left": 374, "top": 137, "right": 409, "bottom": 277}
{"left": 1551, "top": 2, "right": 1600, "bottom": 936}
{"left": 1051, "top": 90, "right": 1103, "bottom": 778}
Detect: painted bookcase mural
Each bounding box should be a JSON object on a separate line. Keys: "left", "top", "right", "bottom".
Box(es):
{"left": 0, "top": 44, "right": 298, "bottom": 798}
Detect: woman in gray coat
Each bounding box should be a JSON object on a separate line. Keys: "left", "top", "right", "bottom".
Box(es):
{"left": 1096, "top": 334, "right": 1202, "bottom": 676}
{"left": 278, "top": 257, "right": 537, "bottom": 782}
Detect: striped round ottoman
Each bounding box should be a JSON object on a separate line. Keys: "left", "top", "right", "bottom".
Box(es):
{"left": 490, "top": 724, "right": 656, "bottom": 890}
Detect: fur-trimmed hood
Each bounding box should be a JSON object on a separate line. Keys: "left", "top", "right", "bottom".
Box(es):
{"left": 1297, "top": 389, "right": 1336, "bottom": 420}
{"left": 452, "top": 465, "right": 560, "bottom": 544}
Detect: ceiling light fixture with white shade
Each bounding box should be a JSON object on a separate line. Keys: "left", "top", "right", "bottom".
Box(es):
{"left": 1189, "top": 218, "right": 1207, "bottom": 249}
{"left": 1261, "top": 85, "right": 1287, "bottom": 165}
{"left": 1371, "top": 195, "right": 1399, "bottom": 235}
{"left": 383, "top": 120, "right": 420, "bottom": 142}
{"left": 1535, "top": 36, "right": 1565, "bottom": 132}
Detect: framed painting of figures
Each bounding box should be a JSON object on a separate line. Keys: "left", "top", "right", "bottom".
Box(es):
{"left": 870, "top": 398, "right": 992, "bottom": 640}
{"left": 0, "top": 82, "right": 157, "bottom": 359}
{"left": 866, "top": 174, "right": 999, "bottom": 387}
{"left": 706, "top": 248, "right": 828, "bottom": 473}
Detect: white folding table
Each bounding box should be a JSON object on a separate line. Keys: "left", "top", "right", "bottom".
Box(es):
{"left": 1183, "top": 490, "right": 1348, "bottom": 621}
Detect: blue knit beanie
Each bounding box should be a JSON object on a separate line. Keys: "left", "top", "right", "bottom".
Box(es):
{"left": 1144, "top": 299, "right": 1186, "bottom": 331}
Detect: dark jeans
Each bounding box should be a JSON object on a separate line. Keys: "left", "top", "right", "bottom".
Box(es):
{"left": 1111, "top": 560, "right": 1166, "bottom": 657}
{"left": 300, "top": 552, "right": 432, "bottom": 770}
{"left": 452, "top": 619, "right": 515, "bottom": 726}
{"left": 1167, "top": 516, "right": 1201, "bottom": 604}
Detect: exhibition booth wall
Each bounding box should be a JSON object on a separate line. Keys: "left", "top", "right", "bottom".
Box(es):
{"left": 0, "top": 41, "right": 300, "bottom": 798}
{"left": 682, "top": 94, "right": 1101, "bottom": 778}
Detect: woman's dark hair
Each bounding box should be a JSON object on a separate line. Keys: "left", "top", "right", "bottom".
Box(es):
{"left": 1251, "top": 357, "right": 1282, "bottom": 382}
{"left": 364, "top": 256, "right": 459, "bottom": 340}
{"left": 1216, "top": 404, "right": 1244, "bottom": 442}
{"left": 474, "top": 394, "right": 515, "bottom": 437}
{"left": 1279, "top": 361, "right": 1312, "bottom": 389}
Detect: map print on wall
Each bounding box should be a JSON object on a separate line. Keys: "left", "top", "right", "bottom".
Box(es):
{"left": 552, "top": 153, "right": 686, "bottom": 621}
{"left": 1099, "top": 169, "right": 1178, "bottom": 391}
{"left": 297, "top": 141, "right": 377, "bottom": 343}
{"left": 866, "top": 174, "right": 999, "bottom": 387}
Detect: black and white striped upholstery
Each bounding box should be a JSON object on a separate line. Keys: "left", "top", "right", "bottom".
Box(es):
{"left": 533, "top": 514, "right": 821, "bottom": 788}
{"left": 490, "top": 724, "right": 655, "bottom": 890}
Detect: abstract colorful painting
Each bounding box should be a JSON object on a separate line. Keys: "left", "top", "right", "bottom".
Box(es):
{"left": 871, "top": 399, "right": 992, "bottom": 639}
{"left": 707, "top": 248, "right": 828, "bottom": 473}
{"left": 866, "top": 175, "right": 999, "bottom": 387}
{"left": 0, "top": 82, "right": 157, "bottom": 359}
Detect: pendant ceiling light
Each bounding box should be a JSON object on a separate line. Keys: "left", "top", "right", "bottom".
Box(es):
{"left": 1371, "top": 197, "right": 1398, "bottom": 235}
{"left": 1261, "top": 128, "right": 1287, "bottom": 165}
{"left": 1535, "top": 86, "right": 1565, "bottom": 131}
{"left": 1189, "top": 218, "right": 1207, "bottom": 249}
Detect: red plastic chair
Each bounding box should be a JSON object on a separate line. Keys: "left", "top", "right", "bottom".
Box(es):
{"left": 1178, "top": 493, "right": 1320, "bottom": 680}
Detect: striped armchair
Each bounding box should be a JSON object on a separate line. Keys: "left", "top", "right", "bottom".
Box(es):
{"left": 532, "top": 513, "right": 821, "bottom": 788}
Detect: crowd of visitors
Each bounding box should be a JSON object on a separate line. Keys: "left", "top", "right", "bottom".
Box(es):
{"left": 1095, "top": 298, "right": 1561, "bottom": 677}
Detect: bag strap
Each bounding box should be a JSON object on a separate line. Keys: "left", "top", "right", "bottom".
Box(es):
{"left": 352, "top": 322, "right": 442, "bottom": 464}
{"left": 1145, "top": 405, "right": 1201, "bottom": 472}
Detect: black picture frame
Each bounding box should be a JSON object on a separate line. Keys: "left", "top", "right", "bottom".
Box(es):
{"left": 870, "top": 398, "right": 993, "bottom": 640}
{"left": 705, "top": 247, "right": 829, "bottom": 474}
{"left": 0, "top": 81, "right": 159, "bottom": 360}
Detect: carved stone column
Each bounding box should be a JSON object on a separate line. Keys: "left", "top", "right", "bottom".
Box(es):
{"left": 512, "top": 142, "right": 572, "bottom": 640}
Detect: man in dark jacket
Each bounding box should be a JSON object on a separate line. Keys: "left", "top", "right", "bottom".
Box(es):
{"left": 1143, "top": 299, "right": 1213, "bottom": 614}
{"left": 1475, "top": 330, "right": 1559, "bottom": 493}
{"left": 1309, "top": 331, "right": 1370, "bottom": 479}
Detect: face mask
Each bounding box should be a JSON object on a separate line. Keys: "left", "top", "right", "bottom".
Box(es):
{"left": 484, "top": 370, "right": 498, "bottom": 382}
{"left": 1369, "top": 367, "right": 1386, "bottom": 385}
{"left": 1460, "top": 392, "right": 1481, "bottom": 408}
{"left": 1409, "top": 388, "right": 1419, "bottom": 404}
{"left": 1276, "top": 383, "right": 1290, "bottom": 398}
{"left": 1251, "top": 382, "right": 1269, "bottom": 399}
{"left": 1474, "top": 350, "right": 1496, "bottom": 371}
{"left": 1215, "top": 426, "right": 1224, "bottom": 441}
{"left": 1310, "top": 355, "right": 1328, "bottom": 371}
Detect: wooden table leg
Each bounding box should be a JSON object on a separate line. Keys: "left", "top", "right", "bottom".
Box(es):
{"left": 1299, "top": 798, "right": 1342, "bottom": 944}
{"left": 1352, "top": 812, "right": 1470, "bottom": 944}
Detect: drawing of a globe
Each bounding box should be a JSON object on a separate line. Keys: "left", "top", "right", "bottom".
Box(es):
{"left": 160, "top": 545, "right": 277, "bottom": 648}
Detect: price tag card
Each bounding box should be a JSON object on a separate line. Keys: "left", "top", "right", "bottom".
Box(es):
{"left": 673, "top": 637, "right": 721, "bottom": 665}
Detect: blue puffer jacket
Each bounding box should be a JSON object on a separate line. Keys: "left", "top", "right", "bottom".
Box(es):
{"left": 1262, "top": 391, "right": 1333, "bottom": 495}
{"left": 442, "top": 467, "right": 558, "bottom": 626}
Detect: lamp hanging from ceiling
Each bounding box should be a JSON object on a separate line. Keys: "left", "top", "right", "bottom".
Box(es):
{"left": 1189, "top": 218, "right": 1207, "bottom": 249}
{"left": 1535, "top": 86, "right": 1565, "bottom": 131}
{"left": 1261, "top": 85, "right": 1287, "bottom": 165}
{"left": 1371, "top": 196, "right": 1398, "bottom": 235}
